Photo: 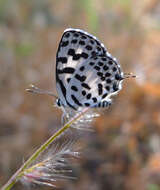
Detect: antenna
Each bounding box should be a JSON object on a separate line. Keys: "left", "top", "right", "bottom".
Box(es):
{"left": 26, "top": 84, "right": 58, "bottom": 99}
{"left": 123, "top": 72, "right": 137, "bottom": 79}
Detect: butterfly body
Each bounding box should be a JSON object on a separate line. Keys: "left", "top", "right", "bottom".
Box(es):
{"left": 56, "top": 28, "right": 124, "bottom": 110}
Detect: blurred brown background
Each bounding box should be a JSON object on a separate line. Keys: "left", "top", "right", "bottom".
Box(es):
{"left": 0, "top": 0, "right": 160, "bottom": 189}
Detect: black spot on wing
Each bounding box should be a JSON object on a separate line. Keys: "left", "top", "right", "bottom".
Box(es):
{"left": 71, "top": 39, "right": 77, "bottom": 44}
{"left": 98, "top": 62, "right": 103, "bottom": 66}
{"left": 61, "top": 41, "right": 69, "bottom": 47}
{"left": 106, "top": 79, "right": 112, "bottom": 84}
{"left": 91, "top": 51, "right": 97, "bottom": 58}
{"left": 97, "top": 72, "right": 103, "bottom": 77}
{"left": 71, "top": 95, "right": 82, "bottom": 106}
{"left": 112, "top": 67, "right": 117, "bottom": 72}
{"left": 101, "top": 57, "right": 107, "bottom": 61}
{"left": 108, "top": 60, "right": 113, "bottom": 65}
{"left": 71, "top": 85, "right": 78, "bottom": 92}
{"left": 82, "top": 90, "right": 86, "bottom": 96}
{"left": 94, "top": 66, "right": 101, "bottom": 71}
{"left": 68, "top": 49, "right": 75, "bottom": 56}
{"left": 97, "top": 46, "right": 102, "bottom": 52}
{"left": 75, "top": 74, "right": 86, "bottom": 82}
{"left": 105, "top": 72, "right": 111, "bottom": 77}
{"left": 105, "top": 86, "right": 110, "bottom": 91}
{"left": 85, "top": 45, "right": 92, "bottom": 51}
{"left": 67, "top": 78, "right": 71, "bottom": 83}
{"left": 81, "top": 52, "right": 89, "bottom": 59}
{"left": 103, "top": 65, "right": 109, "bottom": 71}
{"left": 98, "top": 83, "right": 103, "bottom": 95}
{"left": 64, "top": 32, "right": 70, "bottom": 38}
{"left": 81, "top": 83, "right": 91, "bottom": 90}
{"left": 57, "top": 67, "right": 75, "bottom": 74}
{"left": 79, "top": 40, "right": 85, "bottom": 45}
{"left": 84, "top": 103, "right": 90, "bottom": 107}
{"left": 69, "top": 30, "right": 76, "bottom": 34}
{"left": 86, "top": 93, "right": 91, "bottom": 99}
{"left": 113, "top": 83, "right": 119, "bottom": 91}
{"left": 92, "top": 97, "right": 97, "bottom": 103}
{"left": 101, "top": 77, "right": 105, "bottom": 81}
{"left": 89, "top": 62, "right": 95, "bottom": 66}
{"left": 57, "top": 57, "right": 67, "bottom": 64}
{"left": 102, "top": 93, "right": 108, "bottom": 99}
{"left": 90, "top": 39, "right": 94, "bottom": 44}
{"left": 81, "top": 35, "right": 87, "bottom": 39}
{"left": 80, "top": 66, "right": 85, "bottom": 71}
{"left": 73, "top": 33, "right": 79, "bottom": 37}
{"left": 73, "top": 54, "right": 81, "bottom": 60}
{"left": 68, "top": 48, "right": 88, "bottom": 60}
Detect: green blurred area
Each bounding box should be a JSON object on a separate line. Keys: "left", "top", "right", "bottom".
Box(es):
{"left": 0, "top": 0, "right": 160, "bottom": 190}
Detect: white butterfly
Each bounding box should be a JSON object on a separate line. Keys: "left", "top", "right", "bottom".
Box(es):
{"left": 56, "top": 28, "right": 124, "bottom": 111}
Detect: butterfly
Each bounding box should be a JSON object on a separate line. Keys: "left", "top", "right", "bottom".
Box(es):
{"left": 55, "top": 28, "right": 125, "bottom": 111}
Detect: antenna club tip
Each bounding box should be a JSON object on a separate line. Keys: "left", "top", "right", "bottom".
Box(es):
{"left": 123, "top": 72, "right": 137, "bottom": 79}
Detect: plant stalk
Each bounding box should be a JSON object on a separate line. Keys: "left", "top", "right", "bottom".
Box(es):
{"left": 1, "top": 108, "right": 89, "bottom": 190}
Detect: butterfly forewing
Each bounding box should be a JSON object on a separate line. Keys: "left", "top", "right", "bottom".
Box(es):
{"left": 56, "top": 28, "right": 123, "bottom": 110}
